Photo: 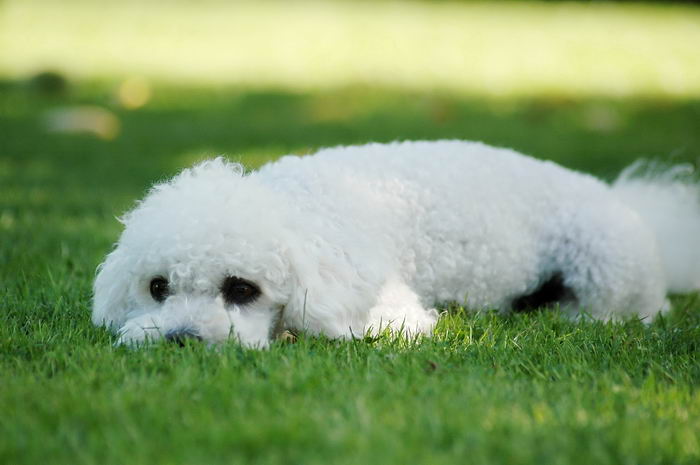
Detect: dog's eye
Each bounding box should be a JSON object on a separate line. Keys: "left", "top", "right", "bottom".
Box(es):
{"left": 221, "top": 276, "right": 260, "bottom": 305}
{"left": 149, "top": 277, "right": 170, "bottom": 302}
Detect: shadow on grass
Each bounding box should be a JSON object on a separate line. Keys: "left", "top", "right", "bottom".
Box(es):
{"left": 2, "top": 78, "right": 699, "bottom": 193}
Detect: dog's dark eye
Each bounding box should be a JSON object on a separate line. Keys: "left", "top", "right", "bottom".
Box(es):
{"left": 149, "top": 277, "right": 170, "bottom": 302}
{"left": 221, "top": 276, "right": 260, "bottom": 305}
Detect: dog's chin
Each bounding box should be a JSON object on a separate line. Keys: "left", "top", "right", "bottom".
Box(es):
{"left": 115, "top": 301, "right": 280, "bottom": 349}
{"left": 117, "top": 319, "right": 272, "bottom": 349}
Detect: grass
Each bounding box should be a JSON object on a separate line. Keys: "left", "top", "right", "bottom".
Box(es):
{"left": 2, "top": 1, "right": 700, "bottom": 464}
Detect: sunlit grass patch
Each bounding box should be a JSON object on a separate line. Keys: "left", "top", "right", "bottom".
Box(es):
{"left": 2, "top": 0, "right": 700, "bottom": 98}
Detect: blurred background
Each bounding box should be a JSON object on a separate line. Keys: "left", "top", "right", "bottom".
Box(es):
{"left": 1, "top": 0, "right": 700, "bottom": 273}
{"left": 3, "top": 3, "right": 700, "bottom": 463}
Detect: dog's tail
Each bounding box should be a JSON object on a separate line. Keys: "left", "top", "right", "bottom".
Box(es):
{"left": 612, "top": 161, "right": 700, "bottom": 293}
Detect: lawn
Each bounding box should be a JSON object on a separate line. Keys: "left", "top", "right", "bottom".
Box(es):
{"left": 1, "top": 1, "right": 700, "bottom": 464}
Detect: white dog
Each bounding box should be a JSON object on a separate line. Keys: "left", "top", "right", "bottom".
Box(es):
{"left": 93, "top": 140, "right": 700, "bottom": 347}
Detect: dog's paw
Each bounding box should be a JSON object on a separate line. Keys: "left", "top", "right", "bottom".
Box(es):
{"left": 364, "top": 306, "right": 438, "bottom": 337}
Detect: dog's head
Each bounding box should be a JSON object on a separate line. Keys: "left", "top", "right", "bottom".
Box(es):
{"left": 93, "top": 158, "right": 296, "bottom": 348}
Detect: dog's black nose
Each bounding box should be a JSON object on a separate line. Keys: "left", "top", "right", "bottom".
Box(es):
{"left": 165, "top": 329, "right": 203, "bottom": 347}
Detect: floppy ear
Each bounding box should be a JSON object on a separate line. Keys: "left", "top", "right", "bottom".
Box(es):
{"left": 283, "top": 234, "right": 386, "bottom": 338}
{"left": 92, "top": 248, "right": 132, "bottom": 330}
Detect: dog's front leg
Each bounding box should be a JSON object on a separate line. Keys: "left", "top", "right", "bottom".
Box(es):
{"left": 364, "top": 277, "right": 439, "bottom": 337}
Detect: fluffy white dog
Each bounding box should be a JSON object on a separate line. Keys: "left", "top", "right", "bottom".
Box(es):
{"left": 93, "top": 140, "right": 700, "bottom": 347}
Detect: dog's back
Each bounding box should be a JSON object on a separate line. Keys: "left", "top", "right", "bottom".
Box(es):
{"left": 257, "top": 140, "right": 694, "bottom": 318}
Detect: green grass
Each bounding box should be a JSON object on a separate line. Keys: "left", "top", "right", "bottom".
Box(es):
{"left": 2, "top": 1, "right": 700, "bottom": 464}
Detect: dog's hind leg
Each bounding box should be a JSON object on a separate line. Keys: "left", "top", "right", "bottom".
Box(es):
{"left": 548, "top": 203, "right": 669, "bottom": 321}
{"left": 364, "top": 277, "right": 439, "bottom": 337}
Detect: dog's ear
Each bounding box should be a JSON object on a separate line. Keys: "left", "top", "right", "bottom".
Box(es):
{"left": 92, "top": 248, "right": 132, "bottom": 330}
{"left": 283, "top": 234, "right": 386, "bottom": 338}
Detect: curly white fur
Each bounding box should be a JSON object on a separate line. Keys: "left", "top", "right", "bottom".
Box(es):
{"left": 93, "top": 140, "right": 700, "bottom": 347}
